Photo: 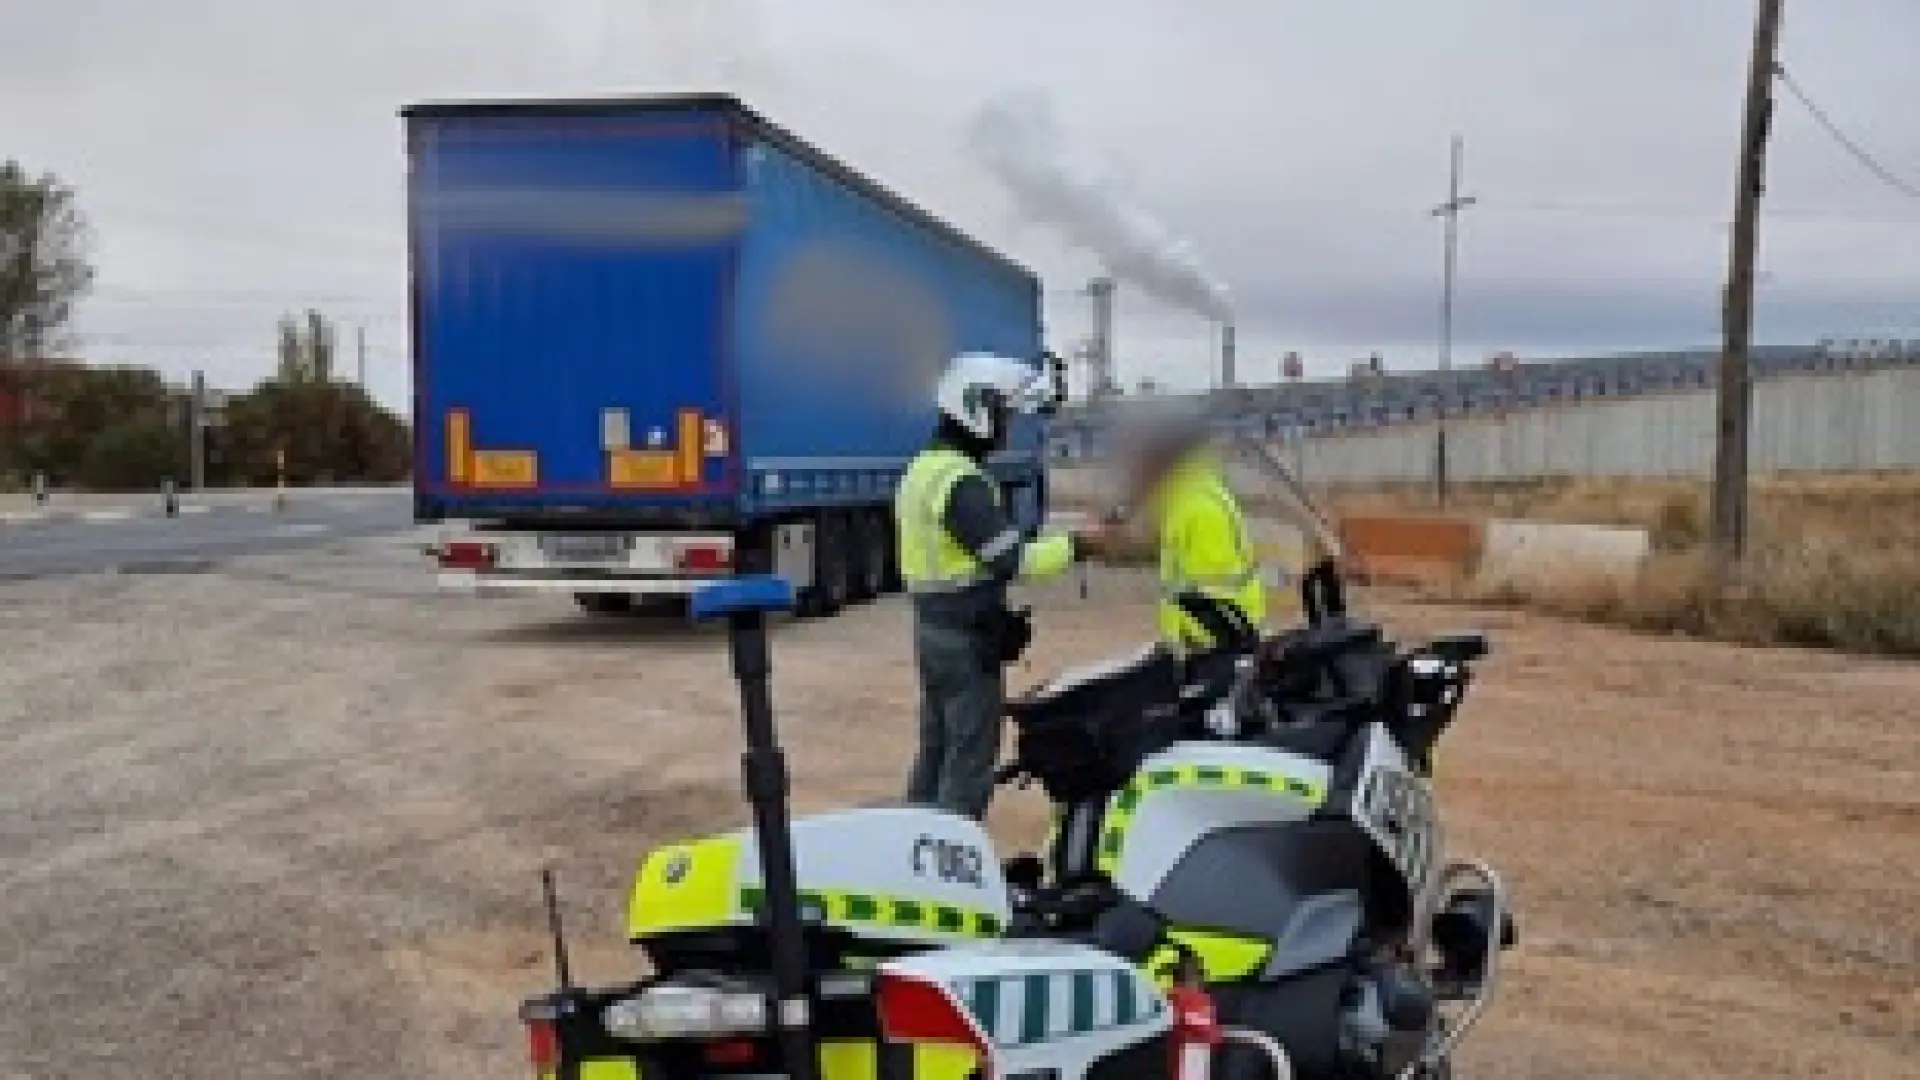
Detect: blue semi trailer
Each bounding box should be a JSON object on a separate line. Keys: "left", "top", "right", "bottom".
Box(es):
{"left": 403, "top": 94, "right": 1060, "bottom": 616}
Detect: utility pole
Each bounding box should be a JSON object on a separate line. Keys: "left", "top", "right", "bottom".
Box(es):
{"left": 189, "top": 369, "right": 206, "bottom": 491}
{"left": 1712, "top": 0, "right": 1785, "bottom": 579}
{"left": 1431, "top": 134, "right": 1476, "bottom": 509}
{"left": 356, "top": 325, "right": 368, "bottom": 389}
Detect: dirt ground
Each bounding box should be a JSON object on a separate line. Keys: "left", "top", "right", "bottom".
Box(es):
{"left": 0, "top": 536, "right": 1913, "bottom": 1078}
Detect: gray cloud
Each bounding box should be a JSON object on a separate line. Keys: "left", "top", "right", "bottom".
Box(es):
{"left": 3, "top": 0, "right": 1918, "bottom": 405}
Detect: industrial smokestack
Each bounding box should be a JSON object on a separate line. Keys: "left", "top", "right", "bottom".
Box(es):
{"left": 1088, "top": 277, "right": 1116, "bottom": 399}
{"left": 1220, "top": 322, "right": 1237, "bottom": 391}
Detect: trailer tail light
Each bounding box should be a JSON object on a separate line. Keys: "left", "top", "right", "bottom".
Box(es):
{"left": 674, "top": 541, "right": 733, "bottom": 574}
{"left": 876, "top": 973, "right": 991, "bottom": 1077}
{"left": 524, "top": 1014, "right": 559, "bottom": 1077}
{"left": 440, "top": 540, "right": 497, "bottom": 570}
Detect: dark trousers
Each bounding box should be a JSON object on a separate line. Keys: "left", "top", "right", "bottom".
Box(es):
{"left": 905, "top": 619, "right": 1006, "bottom": 821}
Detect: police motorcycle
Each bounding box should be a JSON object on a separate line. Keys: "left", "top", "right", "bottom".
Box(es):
{"left": 516, "top": 575, "right": 1208, "bottom": 1080}
{"left": 993, "top": 562, "right": 1513, "bottom": 1080}
{"left": 512, "top": 565, "right": 1509, "bottom": 1080}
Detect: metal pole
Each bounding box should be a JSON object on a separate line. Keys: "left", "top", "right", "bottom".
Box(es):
{"left": 725, "top": 607, "right": 819, "bottom": 1080}
{"left": 189, "top": 370, "right": 206, "bottom": 491}
{"left": 356, "top": 325, "right": 368, "bottom": 389}
{"left": 1712, "top": 0, "right": 1785, "bottom": 579}
{"left": 1432, "top": 135, "right": 1476, "bottom": 509}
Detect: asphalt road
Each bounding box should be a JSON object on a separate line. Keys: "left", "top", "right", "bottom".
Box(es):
{"left": 0, "top": 492, "right": 418, "bottom": 579}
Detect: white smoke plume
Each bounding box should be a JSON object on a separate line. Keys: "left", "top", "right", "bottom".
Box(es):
{"left": 967, "top": 89, "right": 1233, "bottom": 322}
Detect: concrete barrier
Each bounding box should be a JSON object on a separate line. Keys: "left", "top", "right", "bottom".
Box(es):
{"left": 1476, "top": 519, "right": 1651, "bottom": 592}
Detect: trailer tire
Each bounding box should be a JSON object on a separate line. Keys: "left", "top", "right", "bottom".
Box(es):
{"left": 849, "top": 510, "right": 887, "bottom": 604}
{"left": 798, "top": 511, "right": 849, "bottom": 618}
{"left": 879, "top": 508, "right": 903, "bottom": 594}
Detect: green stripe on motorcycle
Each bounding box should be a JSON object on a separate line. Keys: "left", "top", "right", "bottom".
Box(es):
{"left": 738, "top": 886, "right": 1000, "bottom": 938}
{"left": 1097, "top": 765, "right": 1327, "bottom": 875}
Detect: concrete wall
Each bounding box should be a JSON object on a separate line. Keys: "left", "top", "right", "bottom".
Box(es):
{"left": 1290, "top": 366, "right": 1920, "bottom": 484}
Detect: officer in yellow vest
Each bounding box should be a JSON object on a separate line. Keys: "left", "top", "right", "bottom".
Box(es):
{"left": 895, "top": 352, "right": 1103, "bottom": 820}
{"left": 1113, "top": 407, "right": 1268, "bottom": 654}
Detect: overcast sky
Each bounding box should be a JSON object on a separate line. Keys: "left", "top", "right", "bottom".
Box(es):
{"left": 6, "top": 0, "right": 1920, "bottom": 406}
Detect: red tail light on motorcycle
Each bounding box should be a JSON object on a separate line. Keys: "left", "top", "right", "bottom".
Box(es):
{"left": 702, "top": 1038, "right": 760, "bottom": 1067}
{"left": 524, "top": 1014, "right": 559, "bottom": 1077}
{"left": 876, "top": 972, "right": 992, "bottom": 1073}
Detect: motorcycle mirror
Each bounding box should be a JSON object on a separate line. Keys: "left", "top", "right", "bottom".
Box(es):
{"left": 1300, "top": 559, "right": 1347, "bottom": 625}
{"left": 1035, "top": 350, "right": 1069, "bottom": 417}
{"left": 1427, "top": 632, "right": 1489, "bottom": 664}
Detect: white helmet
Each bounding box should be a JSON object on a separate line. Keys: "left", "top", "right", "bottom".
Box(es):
{"left": 935, "top": 352, "right": 1043, "bottom": 442}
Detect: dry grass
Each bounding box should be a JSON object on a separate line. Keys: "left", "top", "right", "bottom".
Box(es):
{"left": 1334, "top": 473, "right": 1920, "bottom": 657}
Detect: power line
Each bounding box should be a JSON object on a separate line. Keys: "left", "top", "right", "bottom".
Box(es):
{"left": 1775, "top": 63, "right": 1920, "bottom": 201}
{"left": 1486, "top": 197, "right": 1920, "bottom": 226}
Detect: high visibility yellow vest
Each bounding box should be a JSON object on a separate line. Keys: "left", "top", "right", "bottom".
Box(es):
{"left": 894, "top": 447, "right": 994, "bottom": 593}
{"left": 1155, "top": 455, "right": 1266, "bottom": 650}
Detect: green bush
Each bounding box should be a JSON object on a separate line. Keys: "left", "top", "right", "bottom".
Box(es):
{"left": 75, "top": 417, "right": 185, "bottom": 491}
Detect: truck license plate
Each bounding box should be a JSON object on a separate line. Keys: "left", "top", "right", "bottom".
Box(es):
{"left": 540, "top": 534, "right": 627, "bottom": 563}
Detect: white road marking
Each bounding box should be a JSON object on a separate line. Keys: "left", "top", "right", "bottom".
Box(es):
{"left": 180, "top": 505, "right": 212, "bottom": 515}
{"left": 81, "top": 510, "right": 135, "bottom": 523}
{"left": 273, "top": 524, "right": 330, "bottom": 537}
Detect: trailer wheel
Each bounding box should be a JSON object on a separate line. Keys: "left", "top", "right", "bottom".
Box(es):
{"left": 798, "top": 511, "right": 849, "bottom": 618}
{"left": 878, "top": 508, "right": 903, "bottom": 594}
{"left": 849, "top": 510, "right": 887, "bottom": 604}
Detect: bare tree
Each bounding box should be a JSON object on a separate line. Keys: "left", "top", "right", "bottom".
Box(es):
{"left": 0, "top": 162, "right": 95, "bottom": 362}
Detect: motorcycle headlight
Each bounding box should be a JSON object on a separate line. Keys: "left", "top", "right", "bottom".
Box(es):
{"left": 603, "top": 984, "right": 769, "bottom": 1041}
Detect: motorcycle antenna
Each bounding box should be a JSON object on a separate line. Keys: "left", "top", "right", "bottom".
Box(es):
{"left": 541, "top": 865, "right": 575, "bottom": 992}
{"left": 1226, "top": 433, "right": 1345, "bottom": 563}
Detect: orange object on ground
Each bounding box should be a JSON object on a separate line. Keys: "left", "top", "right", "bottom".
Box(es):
{"left": 1337, "top": 514, "right": 1483, "bottom": 587}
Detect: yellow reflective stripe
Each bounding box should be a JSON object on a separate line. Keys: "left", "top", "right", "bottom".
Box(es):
{"left": 912, "top": 1044, "right": 981, "bottom": 1080}
{"left": 579, "top": 1060, "right": 641, "bottom": 1080}
{"left": 820, "top": 1039, "right": 877, "bottom": 1080}
{"left": 1097, "top": 765, "right": 1326, "bottom": 875}
{"left": 739, "top": 886, "right": 1002, "bottom": 938}
{"left": 815, "top": 1039, "right": 976, "bottom": 1080}
{"left": 1163, "top": 928, "right": 1271, "bottom": 982}
{"left": 628, "top": 835, "right": 743, "bottom": 938}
